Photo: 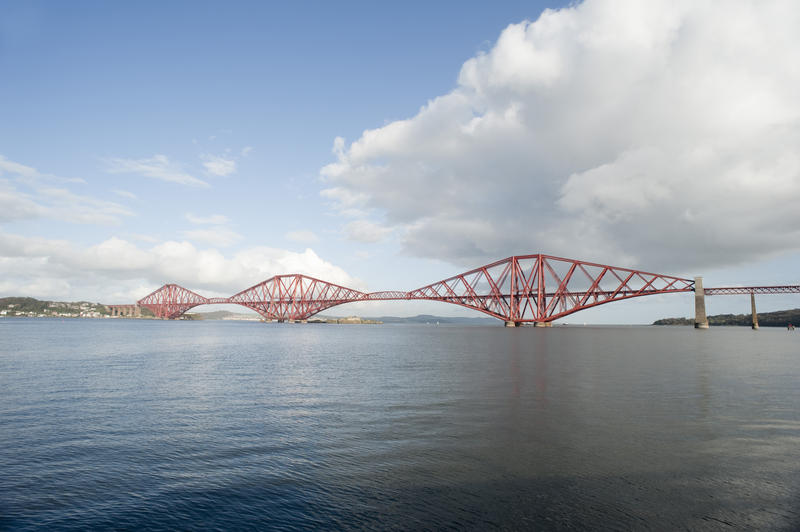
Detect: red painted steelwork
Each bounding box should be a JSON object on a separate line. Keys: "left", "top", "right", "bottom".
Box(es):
{"left": 363, "top": 291, "right": 410, "bottom": 300}
{"left": 405, "top": 254, "right": 695, "bottom": 323}
{"left": 137, "top": 254, "right": 707, "bottom": 322}
{"left": 135, "top": 254, "right": 800, "bottom": 323}
{"left": 228, "top": 274, "right": 367, "bottom": 321}
{"left": 138, "top": 284, "right": 209, "bottom": 319}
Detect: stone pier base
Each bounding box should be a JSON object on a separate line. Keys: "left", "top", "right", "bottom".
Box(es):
{"left": 107, "top": 304, "right": 142, "bottom": 318}
{"left": 751, "top": 292, "right": 759, "bottom": 330}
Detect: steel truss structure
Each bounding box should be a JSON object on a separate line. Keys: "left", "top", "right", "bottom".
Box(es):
{"left": 138, "top": 284, "right": 209, "bottom": 320}
{"left": 405, "top": 255, "right": 695, "bottom": 323}
{"left": 136, "top": 253, "right": 799, "bottom": 323}
{"left": 704, "top": 286, "right": 800, "bottom": 295}
{"left": 228, "top": 274, "right": 366, "bottom": 321}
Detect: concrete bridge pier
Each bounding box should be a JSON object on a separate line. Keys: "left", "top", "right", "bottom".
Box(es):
{"left": 505, "top": 321, "right": 519, "bottom": 327}
{"left": 751, "top": 292, "right": 759, "bottom": 330}
{"left": 694, "top": 276, "right": 709, "bottom": 329}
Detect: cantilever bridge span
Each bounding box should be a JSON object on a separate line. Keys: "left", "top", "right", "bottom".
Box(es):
{"left": 136, "top": 254, "right": 800, "bottom": 325}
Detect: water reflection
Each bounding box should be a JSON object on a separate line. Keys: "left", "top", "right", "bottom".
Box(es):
{"left": 1, "top": 320, "right": 799, "bottom": 529}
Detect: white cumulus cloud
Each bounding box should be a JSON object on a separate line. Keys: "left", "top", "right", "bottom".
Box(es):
{"left": 182, "top": 213, "right": 240, "bottom": 247}
{"left": 344, "top": 220, "right": 392, "bottom": 243}
{"left": 0, "top": 182, "right": 46, "bottom": 222}
{"left": 114, "top": 189, "right": 137, "bottom": 200}
{"left": 285, "top": 229, "right": 320, "bottom": 244}
{"left": 321, "top": 0, "right": 800, "bottom": 273}
{"left": 0, "top": 159, "right": 132, "bottom": 225}
{"left": 0, "top": 155, "right": 38, "bottom": 178}
{"left": 38, "top": 187, "right": 132, "bottom": 225}
{"left": 106, "top": 154, "right": 208, "bottom": 187}
{"left": 186, "top": 213, "right": 230, "bottom": 225}
{"left": 182, "top": 227, "right": 243, "bottom": 248}
{"left": 201, "top": 154, "right": 237, "bottom": 177}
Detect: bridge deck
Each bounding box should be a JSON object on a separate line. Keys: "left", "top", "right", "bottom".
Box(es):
{"left": 705, "top": 286, "right": 800, "bottom": 295}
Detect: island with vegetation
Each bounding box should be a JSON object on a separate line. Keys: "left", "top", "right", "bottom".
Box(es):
{"left": 654, "top": 308, "right": 800, "bottom": 327}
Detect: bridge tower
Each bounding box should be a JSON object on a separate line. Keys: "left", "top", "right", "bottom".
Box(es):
{"left": 751, "top": 292, "right": 759, "bottom": 330}
{"left": 694, "top": 276, "right": 709, "bottom": 329}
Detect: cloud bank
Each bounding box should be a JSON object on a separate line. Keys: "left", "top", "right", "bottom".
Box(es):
{"left": 1, "top": 155, "right": 132, "bottom": 224}
{"left": 322, "top": 0, "right": 800, "bottom": 273}
{"left": 0, "top": 231, "right": 361, "bottom": 303}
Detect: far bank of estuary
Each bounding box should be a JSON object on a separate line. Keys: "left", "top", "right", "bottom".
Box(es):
{"left": 0, "top": 296, "right": 496, "bottom": 325}
{"left": 654, "top": 307, "right": 800, "bottom": 327}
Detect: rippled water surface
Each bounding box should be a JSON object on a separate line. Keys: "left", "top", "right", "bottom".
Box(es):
{"left": 2, "top": 318, "right": 800, "bottom": 530}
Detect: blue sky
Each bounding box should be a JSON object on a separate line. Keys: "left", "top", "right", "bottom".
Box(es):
{"left": 2, "top": 0, "right": 799, "bottom": 323}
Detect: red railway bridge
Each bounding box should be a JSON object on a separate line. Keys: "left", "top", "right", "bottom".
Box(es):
{"left": 135, "top": 254, "right": 800, "bottom": 327}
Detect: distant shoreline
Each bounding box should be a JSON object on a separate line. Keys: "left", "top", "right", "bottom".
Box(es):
{"left": 0, "top": 296, "right": 496, "bottom": 324}
{"left": 654, "top": 308, "right": 800, "bottom": 327}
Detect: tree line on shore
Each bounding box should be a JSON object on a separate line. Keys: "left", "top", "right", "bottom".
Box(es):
{"left": 654, "top": 308, "right": 800, "bottom": 327}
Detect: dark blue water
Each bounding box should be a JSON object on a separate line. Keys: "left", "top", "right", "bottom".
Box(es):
{"left": 2, "top": 318, "right": 800, "bottom": 530}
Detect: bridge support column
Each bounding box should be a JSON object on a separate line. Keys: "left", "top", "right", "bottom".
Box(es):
{"left": 694, "top": 276, "right": 709, "bottom": 329}
{"left": 751, "top": 292, "right": 759, "bottom": 330}
{"left": 534, "top": 322, "right": 551, "bottom": 327}
{"left": 505, "top": 321, "right": 519, "bottom": 327}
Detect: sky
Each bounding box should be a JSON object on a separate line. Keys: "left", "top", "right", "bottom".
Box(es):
{"left": 1, "top": 0, "right": 799, "bottom": 323}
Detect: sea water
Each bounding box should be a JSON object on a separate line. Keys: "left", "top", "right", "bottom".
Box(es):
{"left": 1, "top": 318, "right": 799, "bottom": 529}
